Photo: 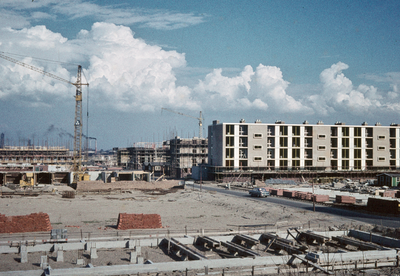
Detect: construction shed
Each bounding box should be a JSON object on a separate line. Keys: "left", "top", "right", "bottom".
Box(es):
{"left": 377, "top": 173, "right": 400, "bottom": 187}
{"left": 367, "top": 197, "right": 400, "bottom": 214}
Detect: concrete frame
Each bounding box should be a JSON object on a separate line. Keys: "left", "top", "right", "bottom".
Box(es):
{"left": 0, "top": 231, "right": 398, "bottom": 276}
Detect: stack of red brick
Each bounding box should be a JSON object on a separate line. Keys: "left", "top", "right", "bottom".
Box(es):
{"left": 282, "top": 190, "right": 297, "bottom": 198}
{"left": 336, "top": 195, "right": 356, "bottom": 204}
{"left": 0, "top": 213, "right": 52, "bottom": 234}
{"left": 117, "top": 213, "right": 162, "bottom": 230}
{"left": 312, "top": 194, "right": 329, "bottom": 202}
{"left": 270, "top": 189, "right": 283, "bottom": 196}
{"left": 295, "top": 191, "right": 312, "bottom": 200}
{"left": 381, "top": 190, "right": 397, "bottom": 198}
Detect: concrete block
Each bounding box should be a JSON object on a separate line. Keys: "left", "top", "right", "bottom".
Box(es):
{"left": 76, "top": 259, "right": 84, "bottom": 265}
{"left": 56, "top": 250, "right": 64, "bottom": 262}
{"left": 128, "top": 240, "right": 135, "bottom": 249}
{"left": 0, "top": 245, "right": 18, "bottom": 254}
{"left": 90, "top": 247, "right": 98, "bottom": 259}
{"left": 130, "top": 251, "right": 137, "bottom": 263}
{"left": 85, "top": 242, "right": 94, "bottom": 251}
{"left": 40, "top": 255, "right": 48, "bottom": 269}
{"left": 349, "top": 230, "right": 400, "bottom": 248}
{"left": 20, "top": 245, "right": 28, "bottom": 263}
{"left": 135, "top": 246, "right": 141, "bottom": 255}
{"left": 137, "top": 256, "right": 144, "bottom": 264}
{"left": 53, "top": 244, "right": 63, "bottom": 252}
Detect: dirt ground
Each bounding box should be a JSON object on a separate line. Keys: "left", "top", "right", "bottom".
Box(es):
{"left": 0, "top": 181, "right": 372, "bottom": 236}
{"left": 0, "top": 180, "right": 396, "bottom": 274}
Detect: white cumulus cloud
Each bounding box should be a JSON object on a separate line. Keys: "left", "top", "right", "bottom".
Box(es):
{"left": 194, "top": 64, "right": 308, "bottom": 113}
{"left": 306, "top": 62, "right": 382, "bottom": 116}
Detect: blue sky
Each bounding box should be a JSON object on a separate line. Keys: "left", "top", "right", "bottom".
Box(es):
{"left": 0, "top": 0, "right": 400, "bottom": 150}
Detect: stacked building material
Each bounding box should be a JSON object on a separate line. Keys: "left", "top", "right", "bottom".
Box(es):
{"left": 382, "top": 190, "right": 397, "bottom": 198}
{"left": 367, "top": 198, "right": 400, "bottom": 214}
{"left": 270, "top": 189, "right": 283, "bottom": 196}
{"left": 312, "top": 194, "right": 329, "bottom": 203}
{"left": 282, "top": 190, "right": 296, "bottom": 198}
{"left": 0, "top": 213, "right": 52, "bottom": 234}
{"left": 294, "top": 191, "right": 312, "bottom": 200}
{"left": 336, "top": 195, "right": 356, "bottom": 204}
{"left": 117, "top": 213, "right": 162, "bottom": 230}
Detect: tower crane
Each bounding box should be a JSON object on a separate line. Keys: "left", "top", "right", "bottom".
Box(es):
{"left": 161, "top": 108, "right": 204, "bottom": 138}
{"left": 0, "top": 52, "right": 88, "bottom": 178}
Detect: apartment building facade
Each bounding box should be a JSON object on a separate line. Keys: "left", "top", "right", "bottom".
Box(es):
{"left": 208, "top": 120, "right": 400, "bottom": 171}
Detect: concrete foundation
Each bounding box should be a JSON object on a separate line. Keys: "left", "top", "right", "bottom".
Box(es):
{"left": 40, "top": 256, "right": 48, "bottom": 269}
{"left": 90, "top": 247, "right": 98, "bottom": 259}
{"left": 20, "top": 245, "right": 27, "bottom": 263}
{"left": 56, "top": 251, "right": 64, "bottom": 262}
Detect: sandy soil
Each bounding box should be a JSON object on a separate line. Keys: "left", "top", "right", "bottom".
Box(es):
{"left": 0, "top": 181, "right": 371, "bottom": 237}
{"left": 0, "top": 180, "right": 386, "bottom": 274}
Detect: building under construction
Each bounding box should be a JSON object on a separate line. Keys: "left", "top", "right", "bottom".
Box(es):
{"left": 0, "top": 146, "right": 71, "bottom": 166}
{"left": 116, "top": 137, "right": 208, "bottom": 179}
{"left": 115, "top": 142, "right": 169, "bottom": 176}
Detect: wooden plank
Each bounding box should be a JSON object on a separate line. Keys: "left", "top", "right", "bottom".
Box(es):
{"left": 292, "top": 254, "right": 333, "bottom": 275}
{"left": 232, "top": 234, "right": 260, "bottom": 248}
{"left": 260, "top": 233, "right": 293, "bottom": 245}
{"left": 163, "top": 238, "right": 207, "bottom": 261}
{"left": 195, "top": 236, "right": 220, "bottom": 249}
{"left": 298, "top": 231, "right": 330, "bottom": 245}
{"left": 332, "top": 236, "right": 385, "bottom": 251}
{"left": 220, "top": 241, "right": 260, "bottom": 257}
{"left": 264, "top": 237, "right": 276, "bottom": 252}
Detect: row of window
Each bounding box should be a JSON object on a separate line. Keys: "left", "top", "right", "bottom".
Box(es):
{"left": 227, "top": 137, "right": 397, "bottom": 148}
{"left": 250, "top": 156, "right": 388, "bottom": 162}
{"left": 226, "top": 148, "right": 395, "bottom": 160}
{"left": 225, "top": 124, "right": 398, "bottom": 139}
{"left": 250, "top": 144, "right": 389, "bottom": 151}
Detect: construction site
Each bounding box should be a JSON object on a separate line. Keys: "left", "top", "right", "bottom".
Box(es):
{"left": 0, "top": 52, "right": 400, "bottom": 276}
{"left": 0, "top": 177, "right": 399, "bottom": 275}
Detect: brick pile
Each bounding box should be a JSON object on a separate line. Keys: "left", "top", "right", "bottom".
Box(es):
{"left": 282, "top": 190, "right": 296, "bottom": 198}
{"left": 336, "top": 195, "right": 356, "bottom": 204}
{"left": 270, "top": 189, "right": 283, "bottom": 196}
{"left": 312, "top": 194, "right": 330, "bottom": 203}
{"left": 382, "top": 190, "right": 397, "bottom": 198}
{"left": 117, "top": 213, "right": 162, "bottom": 230}
{"left": 0, "top": 213, "right": 52, "bottom": 234}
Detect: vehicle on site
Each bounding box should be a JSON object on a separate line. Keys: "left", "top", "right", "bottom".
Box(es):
{"left": 249, "top": 187, "right": 270, "bottom": 197}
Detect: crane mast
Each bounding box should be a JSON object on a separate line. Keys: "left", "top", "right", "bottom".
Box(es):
{"left": 161, "top": 108, "right": 203, "bottom": 138}
{"left": 73, "top": 65, "right": 83, "bottom": 173}
{"left": 0, "top": 53, "right": 88, "bottom": 175}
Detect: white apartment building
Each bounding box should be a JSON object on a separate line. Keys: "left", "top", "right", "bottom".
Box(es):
{"left": 208, "top": 120, "right": 400, "bottom": 171}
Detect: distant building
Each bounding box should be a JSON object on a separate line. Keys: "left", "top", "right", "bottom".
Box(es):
{"left": 0, "top": 146, "right": 71, "bottom": 166}
{"left": 116, "top": 137, "right": 208, "bottom": 178}
{"left": 0, "top": 133, "right": 4, "bottom": 149}
{"left": 166, "top": 137, "right": 208, "bottom": 178}
{"left": 208, "top": 119, "right": 400, "bottom": 181}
